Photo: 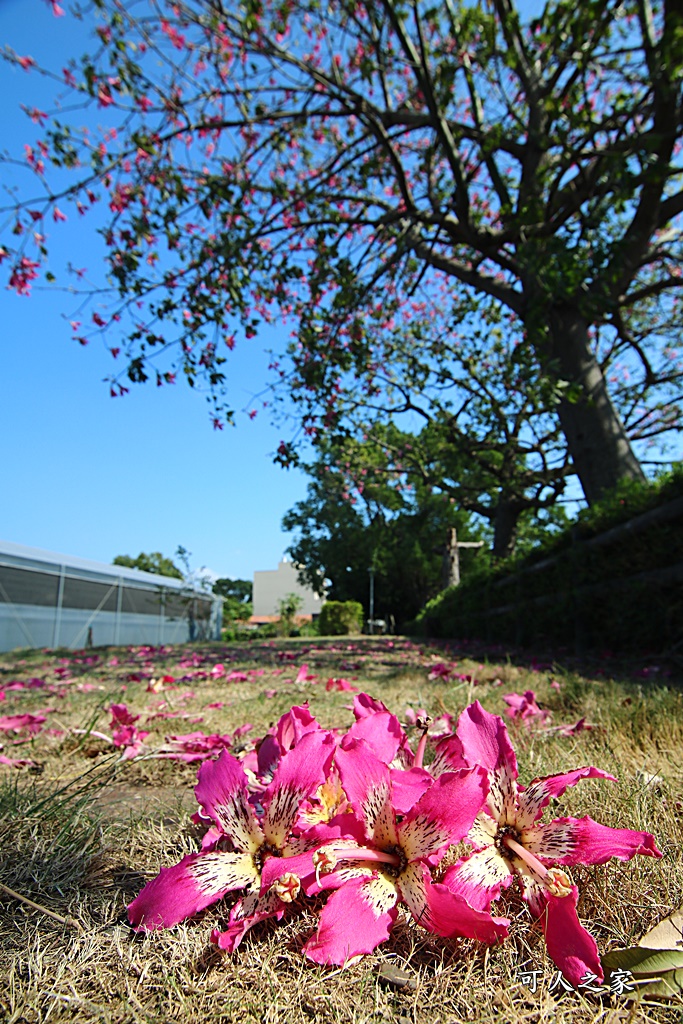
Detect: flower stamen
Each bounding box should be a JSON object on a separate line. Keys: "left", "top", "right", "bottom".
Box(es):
{"left": 313, "top": 843, "right": 402, "bottom": 885}
{"left": 502, "top": 834, "right": 572, "bottom": 897}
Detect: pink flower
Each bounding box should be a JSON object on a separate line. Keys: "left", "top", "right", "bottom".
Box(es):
{"left": 441, "top": 701, "right": 661, "bottom": 986}
{"left": 325, "top": 677, "right": 357, "bottom": 692}
{"left": 0, "top": 713, "right": 46, "bottom": 735}
{"left": 296, "top": 739, "right": 508, "bottom": 965}
{"left": 295, "top": 663, "right": 317, "bottom": 684}
{"left": 128, "top": 730, "right": 335, "bottom": 937}
{"left": 502, "top": 690, "right": 551, "bottom": 727}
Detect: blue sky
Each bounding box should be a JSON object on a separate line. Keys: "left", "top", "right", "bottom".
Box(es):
{"left": 0, "top": 0, "right": 310, "bottom": 583}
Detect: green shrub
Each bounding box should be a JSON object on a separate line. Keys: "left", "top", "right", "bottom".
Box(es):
{"left": 318, "top": 600, "right": 363, "bottom": 635}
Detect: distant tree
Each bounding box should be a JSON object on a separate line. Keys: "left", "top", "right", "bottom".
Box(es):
{"left": 112, "top": 551, "right": 182, "bottom": 579}
{"left": 213, "top": 577, "right": 253, "bottom": 624}
{"left": 277, "top": 593, "right": 303, "bottom": 637}
{"left": 283, "top": 440, "right": 485, "bottom": 625}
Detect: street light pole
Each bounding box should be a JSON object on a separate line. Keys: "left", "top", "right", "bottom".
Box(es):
{"left": 368, "top": 566, "right": 375, "bottom": 635}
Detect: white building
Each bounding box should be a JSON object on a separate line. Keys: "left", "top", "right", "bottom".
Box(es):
{"left": 252, "top": 559, "right": 324, "bottom": 622}
{"left": 0, "top": 540, "right": 223, "bottom": 652}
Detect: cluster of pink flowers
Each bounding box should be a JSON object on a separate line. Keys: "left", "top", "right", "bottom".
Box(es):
{"left": 129, "top": 695, "right": 660, "bottom": 984}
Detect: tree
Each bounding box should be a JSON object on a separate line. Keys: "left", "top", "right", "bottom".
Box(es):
{"left": 283, "top": 439, "right": 485, "bottom": 624}
{"left": 3, "top": 0, "right": 682, "bottom": 503}
{"left": 277, "top": 592, "right": 303, "bottom": 636}
{"left": 212, "top": 576, "right": 253, "bottom": 624}
{"left": 112, "top": 551, "right": 182, "bottom": 579}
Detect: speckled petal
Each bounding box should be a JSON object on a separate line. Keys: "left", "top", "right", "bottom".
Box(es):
{"left": 128, "top": 850, "right": 254, "bottom": 931}
{"left": 456, "top": 702, "right": 518, "bottom": 823}
{"left": 194, "top": 750, "right": 263, "bottom": 853}
{"left": 440, "top": 846, "right": 513, "bottom": 911}
{"left": 336, "top": 739, "right": 399, "bottom": 848}
{"left": 303, "top": 873, "right": 399, "bottom": 965}
{"left": 211, "top": 890, "right": 286, "bottom": 953}
{"left": 515, "top": 767, "right": 616, "bottom": 828}
{"left": 262, "top": 730, "right": 335, "bottom": 848}
{"left": 399, "top": 767, "right": 488, "bottom": 862}
{"left": 523, "top": 815, "right": 662, "bottom": 865}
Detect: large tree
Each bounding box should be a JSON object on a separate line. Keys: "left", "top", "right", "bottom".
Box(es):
{"left": 3, "top": 0, "right": 682, "bottom": 502}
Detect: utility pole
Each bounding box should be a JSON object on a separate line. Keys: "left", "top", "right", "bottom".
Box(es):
{"left": 442, "top": 527, "right": 484, "bottom": 589}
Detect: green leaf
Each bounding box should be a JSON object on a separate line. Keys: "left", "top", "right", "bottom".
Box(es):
{"left": 601, "top": 946, "right": 683, "bottom": 999}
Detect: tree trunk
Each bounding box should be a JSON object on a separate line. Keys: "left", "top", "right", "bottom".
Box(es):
{"left": 547, "top": 306, "right": 645, "bottom": 504}
{"left": 492, "top": 500, "right": 519, "bottom": 560}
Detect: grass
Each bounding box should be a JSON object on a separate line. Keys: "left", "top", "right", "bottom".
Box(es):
{"left": 0, "top": 636, "right": 682, "bottom": 1024}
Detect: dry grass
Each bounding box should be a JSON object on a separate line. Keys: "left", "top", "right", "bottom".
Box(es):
{"left": 1, "top": 636, "right": 682, "bottom": 1024}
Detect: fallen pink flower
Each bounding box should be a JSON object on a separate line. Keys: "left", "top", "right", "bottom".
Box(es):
{"left": 109, "top": 703, "right": 139, "bottom": 727}
{"left": 503, "top": 690, "right": 551, "bottom": 727}
{"left": 300, "top": 739, "right": 508, "bottom": 965}
{"left": 0, "top": 754, "right": 40, "bottom": 768}
{"left": 295, "top": 664, "right": 317, "bottom": 684}
{"left": 0, "top": 713, "right": 47, "bottom": 735}
{"left": 325, "top": 677, "right": 357, "bottom": 692}
{"left": 442, "top": 701, "right": 661, "bottom": 987}
{"left": 545, "top": 717, "right": 595, "bottom": 736}
{"left": 427, "top": 662, "right": 455, "bottom": 681}
{"left": 129, "top": 730, "right": 335, "bottom": 942}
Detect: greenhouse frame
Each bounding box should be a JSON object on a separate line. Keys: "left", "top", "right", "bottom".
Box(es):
{"left": 0, "top": 540, "right": 223, "bottom": 652}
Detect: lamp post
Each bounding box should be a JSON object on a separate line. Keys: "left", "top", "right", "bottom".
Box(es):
{"left": 368, "top": 566, "right": 375, "bottom": 635}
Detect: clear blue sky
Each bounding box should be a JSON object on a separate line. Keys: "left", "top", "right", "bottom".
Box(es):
{"left": 0, "top": 0, "right": 310, "bottom": 583}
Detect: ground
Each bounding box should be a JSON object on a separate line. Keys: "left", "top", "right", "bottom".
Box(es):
{"left": 0, "top": 636, "right": 682, "bottom": 1024}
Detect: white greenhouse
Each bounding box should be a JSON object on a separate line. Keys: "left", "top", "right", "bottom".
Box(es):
{"left": 0, "top": 541, "right": 223, "bottom": 653}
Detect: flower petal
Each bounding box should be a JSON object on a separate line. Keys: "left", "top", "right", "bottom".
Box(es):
{"left": 346, "top": 710, "right": 407, "bottom": 766}
{"left": 389, "top": 766, "right": 432, "bottom": 814}
{"left": 523, "top": 815, "right": 662, "bottom": 865}
{"left": 262, "top": 730, "right": 335, "bottom": 848}
{"left": 539, "top": 886, "right": 603, "bottom": 988}
{"left": 399, "top": 767, "right": 488, "bottom": 862}
{"left": 303, "top": 873, "right": 398, "bottom": 965}
{"left": 128, "top": 850, "right": 254, "bottom": 930}
{"left": 440, "top": 847, "right": 513, "bottom": 911}
{"left": 423, "top": 873, "right": 510, "bottom": 943}
{"left": 194, "top": 750, "right": 263, "bottom": 853}
{"left": 274, "top": 703, "right": 320, "bottom": 753}
{"left": 429, "top": 732, "right": 468, "bottom": 778}
{"left": 336, "top": 739, "right": 398, "bottom": 848}
{"left": 456, "top": 701, "right": 518, "bottom": 823}
{"left": 211, "top": 890, "right": 285, "bottom": 952}
{"left": 516, "top": 767, "right": 616, "bottom": 828}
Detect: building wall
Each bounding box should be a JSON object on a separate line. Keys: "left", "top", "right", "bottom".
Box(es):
{"left": 252, "top": 560, "right": 324, "bottom": 618}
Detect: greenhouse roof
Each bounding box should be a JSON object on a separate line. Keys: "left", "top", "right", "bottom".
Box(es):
{"left": 0, "top": 539, "right": 200, "bottom": 592}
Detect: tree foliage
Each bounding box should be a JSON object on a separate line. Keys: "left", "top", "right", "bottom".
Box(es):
{"left": 3, "top": 0, "right": 683, "bottom": 503}
{"left": 112, "top": 550, "right": 183, "bottom": 578}
{"left": 283, "top": 438, "right": 485, "bottom": 624}
{"left": 212, "top": 576, "right": 253, "bottom": 623}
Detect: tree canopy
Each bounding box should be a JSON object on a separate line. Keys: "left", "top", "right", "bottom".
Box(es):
{"left": 112, "top": 551, "right": 183, "bottom": 578}
{"left": 3, "top": 0, "right": 682, "bottom": 505}
{"left": 283, "top": 438, "right": 485, "bottom": 624}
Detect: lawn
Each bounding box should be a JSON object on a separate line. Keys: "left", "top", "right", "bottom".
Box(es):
{"left": 1, "top": 636, "right": 681, "bottom": 1024}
